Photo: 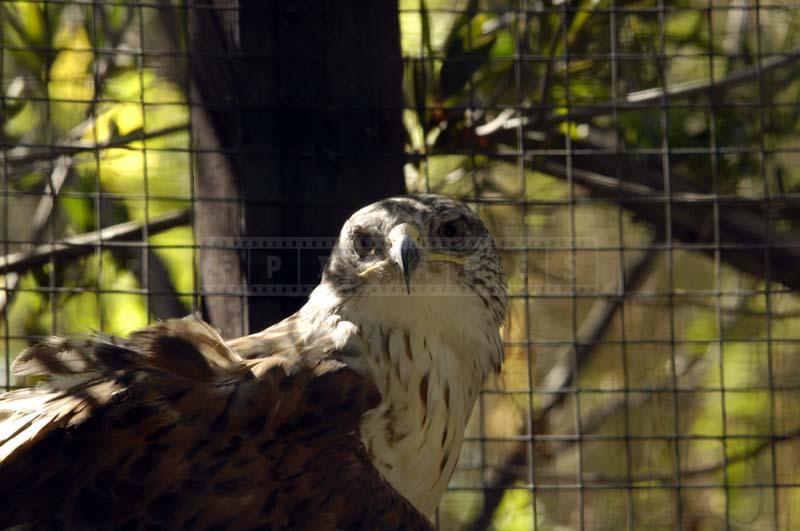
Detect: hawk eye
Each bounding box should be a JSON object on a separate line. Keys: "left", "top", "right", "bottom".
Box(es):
{"left": 354, "top": 231, "right": 382, "bottom": 256}
{"left": 437, "top": 219, "right": 466, "bottom": 246}
{"left": 436, "top": 219, "right": 467, "bottom": 249}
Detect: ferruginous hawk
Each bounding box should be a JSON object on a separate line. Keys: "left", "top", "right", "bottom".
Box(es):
{"left": 0, "top": 194, "right": 507, "bottom": 530}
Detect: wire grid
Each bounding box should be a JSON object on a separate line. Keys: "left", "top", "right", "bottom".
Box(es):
{"left": 2, "top": 1, "right": 800, "bottom": 530}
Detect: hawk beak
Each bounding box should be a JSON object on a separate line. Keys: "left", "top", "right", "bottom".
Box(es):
{"left": 388, "top": 223, "right": 422, "bottom": 294}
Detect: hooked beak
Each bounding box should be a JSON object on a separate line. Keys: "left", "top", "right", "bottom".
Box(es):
{"left": 388, "top": 223, "right": 422, "bottom": 294}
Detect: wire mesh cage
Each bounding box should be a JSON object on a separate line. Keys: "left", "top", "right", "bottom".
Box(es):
{"left": 2, "top": 1, "right": 800, "bottom": 529}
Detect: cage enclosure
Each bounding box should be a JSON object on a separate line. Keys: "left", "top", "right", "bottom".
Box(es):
{"left": 1, "top": 1, "right": 800, "bottom": 529}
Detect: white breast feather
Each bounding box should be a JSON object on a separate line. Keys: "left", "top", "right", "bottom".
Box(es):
{"left": 326, "top": 290, "right": 500, "bottom": 516}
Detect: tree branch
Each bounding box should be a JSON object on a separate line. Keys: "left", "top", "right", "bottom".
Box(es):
{"left": 474, "top": 49, "right": 800, "bottom": 132}
{"left": 0, "top": 210, "right": 191, "bottom": 276}
{"left": 1, "top": 124, "right": 188, "bottom": 172}
{"left": 632, "top": 297, "right": 800, "bottom": 319}
{"left": 0, "top": 154, "right": 74, "bottom": 315}
{"left": 469, "top": 291, "right": 754, "bottom": 529}
{"left": 540, "top": 159, "right": 800, "bottom": 291}
{"left": 539, "top": 49, "right": 800, "bottom": 126}
{"left": 467, "top": 240, "right": 659, "bottom": 531}
{"left": 546, "top": 426, "right": 800, "bottom": 486}
{"left": 537, "top": 240, "right": 659, "bottom": 419}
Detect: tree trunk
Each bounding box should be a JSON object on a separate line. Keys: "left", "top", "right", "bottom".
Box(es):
{"left": 189, "top": 1, "right": 406, "bottom": 337}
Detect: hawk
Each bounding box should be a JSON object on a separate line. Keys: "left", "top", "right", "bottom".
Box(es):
{"left": 0, "top": 194, "right": 507, "bottom": 530}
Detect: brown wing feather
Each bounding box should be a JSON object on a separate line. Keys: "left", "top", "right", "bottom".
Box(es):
{"left": 0, "top": 317, "right": 433, "bottom": 530}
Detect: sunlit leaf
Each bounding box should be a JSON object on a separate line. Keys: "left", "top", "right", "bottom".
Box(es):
{"left": 48, "top": 24, "right": 94, "bottom": 132}
{"left": 492, "top": 488, "right": 534, "bottom": 531}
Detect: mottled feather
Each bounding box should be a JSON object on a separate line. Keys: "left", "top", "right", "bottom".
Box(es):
{"left": 0, "top": 317, "right": 433, "bottom": 530}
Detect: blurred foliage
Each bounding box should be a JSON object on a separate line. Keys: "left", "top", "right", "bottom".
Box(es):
{"left": 2, "top": 1, "right": 800, "bottom": 530}
{"left": 1, "top": 1, "right": 193, "bottom": 367}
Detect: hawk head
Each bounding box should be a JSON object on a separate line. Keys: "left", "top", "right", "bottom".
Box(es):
{"left": 320, "top": 194, "right": 507, "bottom": 328}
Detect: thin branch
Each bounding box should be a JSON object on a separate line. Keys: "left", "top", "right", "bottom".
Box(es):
{"left": 536, "top": 239, "right": 660, "bottom": 420}
{"left": 541, "top": 160, "right": 800, "bottom": 292}
{"left": 0, "top": 210, "right": 191, "bottom": 276}
{"left": 467, "top": 241, "right": 659, "bottom": 531}
{"left": 545, "top": 427, "right": 800, "bottom": 486}
{"left": 0, "top": 154, "right": 73, "bottom": 315}
{"left": 543, "top": 48, "right": 800, "bottom": 126}
{"left": 548, "top": 317, "right": 725, "bottom": 458}
{"left": 533, "top": 14, "right": 564, "bottom": 129}
{"left": 631, "top": 298, "right": 800, "bottom": 319}
{"left": 0, "top": 30, "right": 157, "bottom": 314}
{"left": 467, "top": 83, "right": 800, "bottom": 294}
{"left": 1, "top": 124, "right": 188, "bottom": 170}
{"left": 463, "top": 330, "right": 716, "bottom": 488}
{"left": 626, "top": 52, "right": 800, "bottom": 103}
{"left": 470, "top": 292, "right": 754, "bottom": 529}
{"left": 474, "top": 48, "right": 800, "bottom": 132}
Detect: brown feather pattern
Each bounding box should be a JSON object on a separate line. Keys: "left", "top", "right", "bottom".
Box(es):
{"left": 0, "top": 318, "right": 434, "bottom": 530}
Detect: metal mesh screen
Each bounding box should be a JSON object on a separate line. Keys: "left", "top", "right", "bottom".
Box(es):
{"left": 2, "top": 1, "right": 800, "bottom": 530}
